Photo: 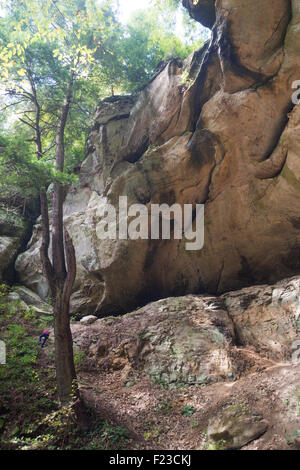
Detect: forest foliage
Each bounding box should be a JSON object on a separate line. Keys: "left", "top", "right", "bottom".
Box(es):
{"left": 0, "top": 0, "right": 205, "bottom": 211}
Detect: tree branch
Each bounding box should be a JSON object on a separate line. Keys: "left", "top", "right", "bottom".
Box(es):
{"left": 0, "top": 100, "right": 25, "bottom": 112}
{"left": 19, "top": 117, "right": 37, "bottom": 131}
{"left": 42, "top": 142, "right": 56, "bottom": 155}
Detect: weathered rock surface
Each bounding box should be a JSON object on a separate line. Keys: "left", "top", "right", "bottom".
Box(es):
{"left": 70, "top": 277, "right": 300, "bottom": 389}
{"left": 0, "top": 209, "right": 29, "bottom": 282}
{"left": 16, "top": 0, "right": 300, "bottom": 316}
{"left": 223, "top": 277, "right": 300, "bottom": 361}
{"left": 11, "top": 285, "right": 53, "bottom": 315}
{"left": 206, "top": 405, "right": 268, "bottom": 450}
{"left": 183, "top": 0, "right": 216, "bottom": 29}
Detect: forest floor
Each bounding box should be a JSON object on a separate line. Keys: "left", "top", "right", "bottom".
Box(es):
{"left": 0, "top": 285, "right": 300, "bottom": 450}
{"left": 79, "top": 362, "right": 300, "bottom": 450}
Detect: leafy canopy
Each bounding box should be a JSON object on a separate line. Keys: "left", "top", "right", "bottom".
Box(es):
{"left": 0, "top": 0, "right": 121, "bottom": 200}
{"left": 0, "top": 0, "right": 206, "bottom": 209}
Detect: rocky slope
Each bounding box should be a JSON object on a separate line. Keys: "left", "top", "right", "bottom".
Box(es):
{"left": 72, "top": 275, "right": 300, "bottom": 385}
{"left": 66, "top": 275, "right": 300, "bottom": 450}
{"left": 16, "top": 0, "right": 300, "bottom": 318}
{"left": 2, "top": 272, "right": 300, "bottom": 449}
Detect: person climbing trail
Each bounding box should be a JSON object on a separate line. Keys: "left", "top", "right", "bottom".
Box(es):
{"left": 39, "top": 330, "right": 50, "bottom": 348}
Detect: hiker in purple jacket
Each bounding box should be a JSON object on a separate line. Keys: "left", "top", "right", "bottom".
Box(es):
{"left": 39, "top": 330, "right": 50, "bottom": 348}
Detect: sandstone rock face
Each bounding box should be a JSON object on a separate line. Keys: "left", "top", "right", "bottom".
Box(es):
{"left": 0, "top": 209, "right": 29, "bottom": 282}
{"left": 0, "top": 237, "right": 19, "bottom": 281}
{"left": 183, "top": 0, "right": 216, "bottom": 29}
{"left": 70, "top": 277, "right": 300, "bottom": 389}
{"left": 222, "top": 277, "right": 300, "bottom": 361}
{"left": 16, "top": 0, "right": 300, "bottom": 316}
{"left": 11, "top": 285, "right": 53, "bottom": 315}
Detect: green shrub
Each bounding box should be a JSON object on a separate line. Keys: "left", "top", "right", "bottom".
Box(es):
{"left": 181, "top": 405, "right": 196, "bottom": 417}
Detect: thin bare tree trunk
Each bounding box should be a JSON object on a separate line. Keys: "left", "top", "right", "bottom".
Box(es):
{"left": 53, "top": 278, "right": 77, "bottom": 404}
{"left": 27, "top": 69, "right": 87, "bottom": 426}
{"left": 51, "top": 78, "right": 79, "bottom": 404}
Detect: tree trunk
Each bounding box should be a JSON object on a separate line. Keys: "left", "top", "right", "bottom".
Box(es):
{"left": 28, "top": 70, "right": 88, "bottom": 427}
{"left": 53, "top": 279, "right": 77, "bottom": 404}
{"left": 51, "top": 78, "right": 79, "bottom": 405}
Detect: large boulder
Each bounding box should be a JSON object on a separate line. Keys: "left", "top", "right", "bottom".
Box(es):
{"left": 70, "top": 276, "right": 300, "bottom": 388}
{"left": 72, "top": 295, "right": 239, "bottom": 388}
{"left": 16, "top": 0, "right": 300, "bottom": 317}
{"left": 11, "top": 285, "right": 53, "bottom": 315}
{"left": 222, "top": 276, "right": 300, "bottom": 361}
{"left": 0, "top": 209, "right": 29, "bottom": 282}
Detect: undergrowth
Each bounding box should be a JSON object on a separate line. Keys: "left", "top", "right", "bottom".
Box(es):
{"left": 0, "top": 283, "right": 130, "bottom": 450}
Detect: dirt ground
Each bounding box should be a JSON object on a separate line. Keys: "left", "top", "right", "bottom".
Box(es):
{"left": 78, "top": 361, "right": 300, "bottom": 450}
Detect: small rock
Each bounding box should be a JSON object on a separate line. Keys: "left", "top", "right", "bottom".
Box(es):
{"left": 80, "top": 315, "right": 98, "bottom": 325}
{"left": 7, "top": 292, "right": 21, "bottom": 301}
{"left": 207, "top": 406, "right": 268, "bottom": 450}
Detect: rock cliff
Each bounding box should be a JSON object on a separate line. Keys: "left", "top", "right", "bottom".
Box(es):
{"left": 16, "top": 0, "right": 300, "bottom": 317}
